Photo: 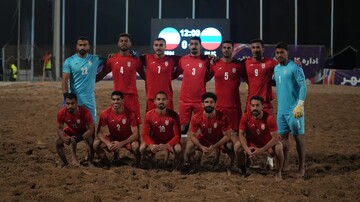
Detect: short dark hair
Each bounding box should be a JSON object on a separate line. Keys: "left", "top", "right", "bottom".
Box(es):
{"left": 111, "top": 91, "right": 124, "bottom": 99}
{"left": 275, "top": 42, "right": 288, "bottom": 51}
{"left": 250, "top": 95, "right": 264, "bottom": 104}
{"left": 251, "top": 38, "right": 264, "bottom": 47}
{"left": 222, "top": 40, "right": 234, "bottom": 47}
{"left": 154, "top": 37, "right": 166, "bottom": 44}
{"left": 190, "top": 36, "right": 201, "bottom": 44}
{"left": 77, "top": 36, "right": 90, "bottom": 44}
{"left": 119, "top": 33, "right": 132, "bottom": 41}
{"left": 155, "top": 91, "right": 167, "bottom": 99}
{"left": 202, "top": 92, "right": 217, "bottom": 102}
{"left": 64, "top": 92, "right": 77, "bottom": 100}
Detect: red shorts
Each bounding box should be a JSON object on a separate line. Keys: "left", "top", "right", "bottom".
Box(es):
{"left": 247, "top": 135, "right": 281, "bottom": 149}
{"left": 197, "top": 136, "right": 230, "bottom": 153}
{"left": 104, "top": 136, "right": 133, "bottom": 151}
{"left": 245, "top": 100, "right": 273, "bottom": 115}
{"left": 63, "top": 127, "right": 84, "bottom": 142}
{"left": 179, "top": 101, "right": 202, "bottom": 125}
{"left": 146, "top": 98, "right": 174, "bottom": 112}
{"left": 216, "top": 106, "right": 242, "bottom": 132}
{"left": 123, "top": 94, "right": 141, "bottom": 124}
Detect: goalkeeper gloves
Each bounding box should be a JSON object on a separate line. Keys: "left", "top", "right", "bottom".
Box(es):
{"left": 293, "top": 100, "right": 304, "bottom": 118}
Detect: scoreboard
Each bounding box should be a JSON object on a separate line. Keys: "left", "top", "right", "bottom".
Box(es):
{"left": 151, "top": 19, "right": 230, "bottom": 56}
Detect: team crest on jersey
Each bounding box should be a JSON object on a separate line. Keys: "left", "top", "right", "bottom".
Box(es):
{"left": 77, "top": 119, "right": 80, "bottom": 124}
{"left": 165, "top": 120, "right": 169, "bottom": 126}
{"left": 232, "top": 68, "right": 237, "bottom": 73}
{"left": 88, "top": 60, "right": 92, "bottom": 65}
{"left": 127, "top": 61, "right": 131, "bottom": 67}
{"left": 261, "top": 63, "right": 265, "bottom": 69}
{"left": 199, "top": 63, "right": 203, "bottom": 68}
{"left": 213, "top": 122, "right": 217, "bottom": 128}
{"left": 261, "top": 123, "right": 265, "bottom": 130}
{"left": 122, "top": 118, "right": 126, "bottom": 124}
{"left": 165, "top": 61, "right": 168, "bottom": 67}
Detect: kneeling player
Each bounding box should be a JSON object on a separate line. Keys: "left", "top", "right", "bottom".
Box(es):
{"left": 139, "top": 91, "right": 182, "bottom": 168}
{"left": 184, "top": 92, "right": 235, "bottom": 173}
{"left": 93, "top": 91, "right": 140, "bottom": 167}
{"left": 239, "top": 96, "right": 284, "bottom": 181}
{"left": 55, "top": 93, "right": 95, "bottom": 168}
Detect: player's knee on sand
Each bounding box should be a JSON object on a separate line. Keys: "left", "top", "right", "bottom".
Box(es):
{"left": 131, "top": 141, "right": 140, "bottom": 151}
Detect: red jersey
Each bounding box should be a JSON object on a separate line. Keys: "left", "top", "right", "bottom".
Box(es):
{"left": 211, "top": 59, "right": 245, "bottom": 107}
{"left": 239, "top": 111, "right": 277, "bottom": 148}
{"left": 142, "top": 54, "right": 180, "bottom": 100}
{"left": 99, "top": 106, "right": 138, "bottom": 141}
{"left": 178, "top": 55, "right": 211, "bottom": 102}
{"left": 57, "top": 106, "right": 93, "bottom": 135}
{"left": 190, "top": 110, "right": 230, "bottom": 145}
{"left": 244, "top": 57, "right": 278, "bottom": 102}
{"left": 105, "top": 54, "right": 144, "bottom": 96}
{"left": 142, "top": 109, "right": 180, "bottom": 146}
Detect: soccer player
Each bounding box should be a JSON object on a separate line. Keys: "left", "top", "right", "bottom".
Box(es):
{"left": 177, "top": 36, "right": 213, "bottom": 136}
{"left": 62, "top": 36, "right": 106, "bottom": 123}
{"left": 244, "top": 38, "right": 278, "bottom": 113}
{"left": 140, "top": 37, "right": 181, "bottom": 112}
{"left": 93, "top": 91, "right": 140, "bottom": 167}
{"left": 55, "top": 93, "right": 95, "bottom": 168}
{"left": 140, "top": 91, "right": 182, "bottom": 167}
{"left": 184, "top": 92, "right": 235, "bottom": 173}
{"left": 274, "top": 42, "right": 307, "bottom": 178}
{"left": 96, "top": 33, "right": 145, "bottom": 124}
{"left": 239, "top": 96, "right": 284, "bottom": 181}
{"left": 210, "top": 40, "right": 246, "bottom": 158}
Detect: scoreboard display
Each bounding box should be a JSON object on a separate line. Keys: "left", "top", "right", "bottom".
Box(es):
{"left": 151, "top": 19, "right": 230, "bottom": 56}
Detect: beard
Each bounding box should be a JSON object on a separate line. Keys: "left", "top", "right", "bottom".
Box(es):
{"left": 120, "top": 46, "right": 129, "bottom": 52}
{"left": 67, "top": 108, "right": 75, "bottom": 114}
{"left": 157, "top": 103, "right": 166, "bottom": 110}
{"left": 190, "top": 49, "right": 198, "bottom": 55}
{"left": 204, "top": 106, "right": 214, "bottom": 113}
{"left": 251, "top": 110, "right": 260, "bottom": 116}
{"left": 78, "top": 49, "right": 87, "bottom": 56}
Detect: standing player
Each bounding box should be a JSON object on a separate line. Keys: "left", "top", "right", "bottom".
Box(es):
{"left": 244, "top": 39, "right": 278, "bottom": 113}
{"left": 184, "top": 92, "right": 236, "bottom": 173}
{"left": 55, "top": 93, "right": 95, "bottom": 168}
{"left": 239, "top": 96, "right": 284, "bottom": 181}
{"left": 96, "top": 33, "right": 145, "bottom": 124}
{"left": 62, "top": 36, "right": 106, "bottom": 123}
{"left": 177, "top": 36, "right": 213, "bottom": 136}
{"left": 140, "top": 38, "right": 181, "bottom": 112}
{"left": 140, "top": 91, "right": 182, "bottom": 167}
{"left": 93, "top": 91, "right": 140, "bottom": 167}
{"left": 274, "top": 42, "right": 307, "bottom": 177}
{"left": 210, "top": 40, "right": 247, "bottom": 165}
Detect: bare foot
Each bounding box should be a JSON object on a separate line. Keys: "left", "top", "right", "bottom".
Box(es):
{"left": 71, "top": 158, "right": 80, "bottom": 166}
{"left": 59, "top": 162, "right": 68, "bottom": 168}
{"left": 275, "top": 172, "right": 283, "bottom": 182}
{"left": 88, "top": 162, "right": 95, "bottom": 168}
{"left": 282, "top": 166, "right": 290, "bottom": 172}
{"left": 296, "top": 169, "right": 305, "bottom": 178}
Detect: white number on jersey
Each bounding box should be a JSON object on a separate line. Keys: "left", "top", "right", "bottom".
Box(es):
{"left": 117, "top": 124, "right": 121, "bottom": 131}
{"left": 81, "top": 67, "right": 88, "bottom": 75}
{"left": 120, "top": 66, "right": 124, "bottom": 74}
{"left": 191, "top": 68, "right": 196, "bottom": 75}
{"left": 254, "top": 68, "right": 258, "bottom": 77}
{"left": 224, "top": 72, "right": 229, "bottom": 80}
{"left": 158, "top": 125, "right": 165, "bottom": 133}
{"left": 157, "top": 66, "right": 161, "bottom": 74}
